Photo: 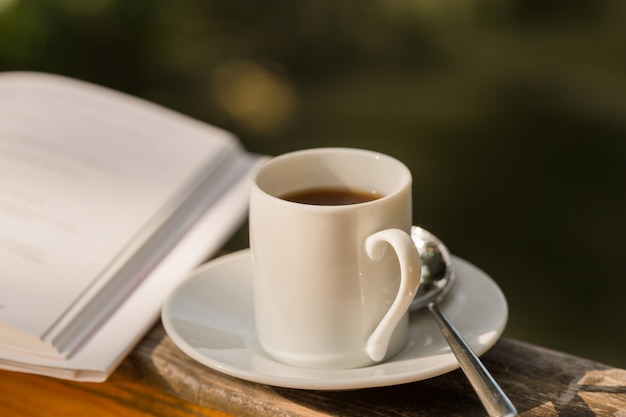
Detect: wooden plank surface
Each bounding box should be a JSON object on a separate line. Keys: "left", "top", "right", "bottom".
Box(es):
{"left": 0, "top": 353, "right": 233, "bottom": 417}
{"left": 129, "top": 325, "right": 626, "bottom": 416}
{"left": 2, "top": 324, "right": 626, "bottom": 416}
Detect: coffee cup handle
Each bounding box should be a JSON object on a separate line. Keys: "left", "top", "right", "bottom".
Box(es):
{"left": 364, "top": 228, "right": 421, "bottom": 362}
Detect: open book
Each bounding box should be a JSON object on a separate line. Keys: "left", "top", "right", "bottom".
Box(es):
{"left": 0, "top": 71, "right": 262, "bottom": 381}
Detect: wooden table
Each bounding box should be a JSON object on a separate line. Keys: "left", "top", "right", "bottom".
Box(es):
{"left": 2, "top": 324, "right": 625, "bottom": 417}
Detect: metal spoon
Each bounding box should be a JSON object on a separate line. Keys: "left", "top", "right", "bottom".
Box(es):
{"left": 410, "top": 226, "right": 517, "bottom": 417}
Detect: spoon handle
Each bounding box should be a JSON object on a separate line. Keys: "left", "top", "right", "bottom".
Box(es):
{"left": 428, "top": 302, "right": 518, "bottom": 417}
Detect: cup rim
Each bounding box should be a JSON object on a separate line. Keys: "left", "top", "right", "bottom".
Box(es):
{"left": 251, "top": 147, "right": 412, "bottom": 210}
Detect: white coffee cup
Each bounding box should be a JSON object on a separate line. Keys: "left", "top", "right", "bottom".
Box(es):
{"left": 249, "top": 148, "right": 421, "bottom": 369}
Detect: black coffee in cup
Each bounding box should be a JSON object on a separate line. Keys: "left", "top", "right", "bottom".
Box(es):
{"left": 280, "top": 187, "right": 381, "bottom": 206}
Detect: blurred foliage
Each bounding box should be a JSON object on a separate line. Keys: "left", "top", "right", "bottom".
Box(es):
{"left": 2, "top": 0, "right": 626, "bottom": 367}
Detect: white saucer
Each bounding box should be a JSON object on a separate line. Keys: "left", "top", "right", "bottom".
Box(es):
{"left": 162, "top": 249, "right": 508, "bottom": 390}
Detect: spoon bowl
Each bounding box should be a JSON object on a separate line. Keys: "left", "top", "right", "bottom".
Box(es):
{"left": 410, "top": 227, "right": 455, "bottom": 310}
{"left": 410, "top": 226, "right": 517, "bottom": 417}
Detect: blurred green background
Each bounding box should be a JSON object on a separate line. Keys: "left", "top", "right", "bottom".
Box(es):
{"left": 2, "top": 0, "right": 625, "bottom": 367}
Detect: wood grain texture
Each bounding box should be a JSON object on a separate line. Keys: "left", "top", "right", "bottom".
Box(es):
{"left": 2, "top": 324, "right": 625, "bottom": 417}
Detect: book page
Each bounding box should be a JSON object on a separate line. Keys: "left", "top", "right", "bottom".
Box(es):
{"left": 0, "top": 73, "right": 236, "bottom": 341}
{"left": 0, "top": 152, "right": 262, "bottom": 380}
